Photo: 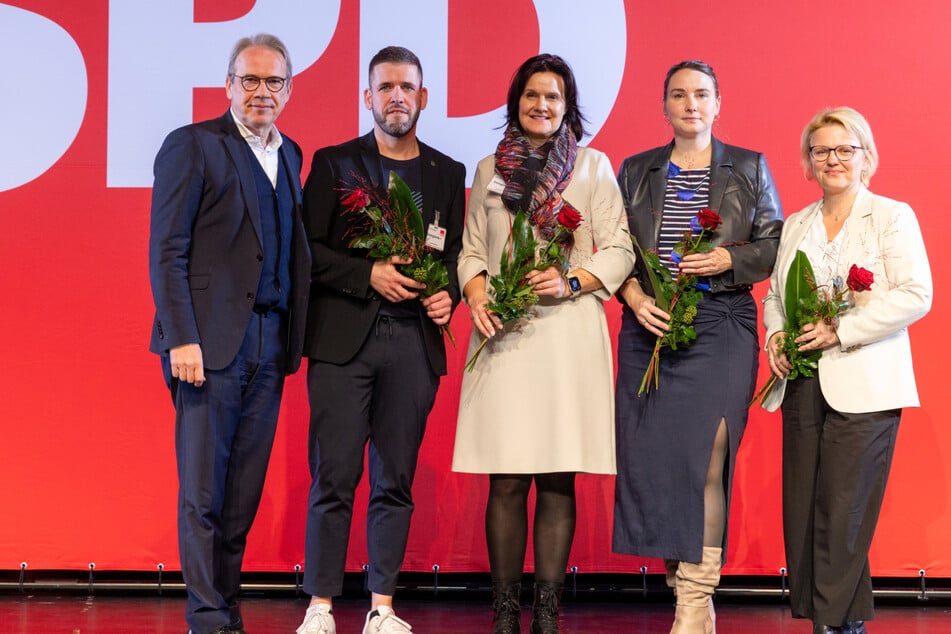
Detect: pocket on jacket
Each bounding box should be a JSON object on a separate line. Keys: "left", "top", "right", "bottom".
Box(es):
{"left": 189, "top": 274, "right": 209, "bottom": 290}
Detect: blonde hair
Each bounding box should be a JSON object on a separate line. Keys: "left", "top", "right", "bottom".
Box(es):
{"left": 800, "top": 106, "right": 878, "bottom": 185}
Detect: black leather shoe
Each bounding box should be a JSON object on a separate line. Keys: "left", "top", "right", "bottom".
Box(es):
{"left": 813, "top": 625, "right": 843, "bottom": 634}
{"left": 847, "top": 621, "right": 867, "bottom": 634}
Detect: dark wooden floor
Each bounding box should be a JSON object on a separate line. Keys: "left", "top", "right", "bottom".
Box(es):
{"left": 2, "top": 594, "right": 950, "bottom": 634}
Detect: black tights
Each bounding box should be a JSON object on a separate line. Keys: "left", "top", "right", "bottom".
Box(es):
{"left": 486, "top": 472, "right": 576, "bottom": 584}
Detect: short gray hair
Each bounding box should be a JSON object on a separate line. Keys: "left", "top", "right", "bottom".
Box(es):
{"left": 227, "top": 33, "right": 292, "bottom": 77}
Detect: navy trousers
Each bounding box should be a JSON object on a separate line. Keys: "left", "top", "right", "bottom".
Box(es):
{"left": 164, "top": 311, "right": 287, "bottom": 634}
{"left": 304, "top": 315, "right": 438, "bottom": 597}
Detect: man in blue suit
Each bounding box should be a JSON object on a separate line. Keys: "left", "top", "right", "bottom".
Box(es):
{"left": 296, "top": 46, "right": 465, "bottom": 634}
{"left": 148, "top": 33, "right": 309, "bottom": 634}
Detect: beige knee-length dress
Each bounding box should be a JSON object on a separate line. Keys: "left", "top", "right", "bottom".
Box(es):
{"left": 452, "top": 147, "right": 635, "bottom": 474}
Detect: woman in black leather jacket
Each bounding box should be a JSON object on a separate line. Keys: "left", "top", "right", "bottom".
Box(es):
{"left": 612, "top": 60, "right": 783, "bottom": 633}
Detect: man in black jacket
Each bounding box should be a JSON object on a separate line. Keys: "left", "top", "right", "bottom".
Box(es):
{"left": 296, "top": 46, "right": 465, "bottom": 634}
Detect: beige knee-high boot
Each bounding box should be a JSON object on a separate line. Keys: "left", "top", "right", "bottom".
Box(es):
{"left": 670, "top": 547, "right": 721, "bottom": 634}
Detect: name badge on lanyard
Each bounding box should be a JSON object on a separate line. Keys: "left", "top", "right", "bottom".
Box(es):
{"left": 425, "top": 210, "right": 447, "bottom": 251}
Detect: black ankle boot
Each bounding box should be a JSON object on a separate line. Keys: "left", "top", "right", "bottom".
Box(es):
{"left": 530, "top": 582, "right": 562, "bottom": 634}
{"left": 492, "top": 581, "right": 522, "bottom": 634}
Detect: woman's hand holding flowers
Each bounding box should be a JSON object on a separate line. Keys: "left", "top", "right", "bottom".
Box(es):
{"left": 468, "top": 287, "right": 503, "bottom": 339}
{"left": 678, "top": 246, "right": 732, "bottom": 277}
{"left": 621, "top": 278, "right": 671, "bottom": 337}
{"left": 795, "top": 320, "right": 840, "bottom": 352}
{"left": 767, "top": 332, "right": 792, "bottom": 378}
{"left": 526, "top": 266, "right": 568, "bottom": 298}
{"left": 765, "top": 319, "right": 841, "bottom": 379}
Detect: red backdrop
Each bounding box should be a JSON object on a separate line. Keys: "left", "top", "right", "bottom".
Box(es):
{"left": 1, "top": 0, "right": 947, "bottom": 578}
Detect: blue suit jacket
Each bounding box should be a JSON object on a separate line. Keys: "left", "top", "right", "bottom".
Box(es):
{"left": 149, "top": 111, "right": 311, "bottom": 372}
{"left": 302, "top": 132, "right": 466, "bottom": 376}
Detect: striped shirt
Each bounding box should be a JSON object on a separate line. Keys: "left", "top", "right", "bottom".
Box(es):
{"left": 658, "top": 162, "right": 711, "bottom": 275}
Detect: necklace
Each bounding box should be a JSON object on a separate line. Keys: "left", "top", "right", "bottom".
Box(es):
{"left": 668, "top": 161, "right": 710, "bottom": 201}
{"left": 819, "top": 200, "right": 851, "bottom": 223}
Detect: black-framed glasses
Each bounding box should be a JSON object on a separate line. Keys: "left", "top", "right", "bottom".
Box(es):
{"left": 230, "top": 74, "right": 288, "bottom": 92}
{"left": 809, "top": 145, "right": 862, "bottom": 162}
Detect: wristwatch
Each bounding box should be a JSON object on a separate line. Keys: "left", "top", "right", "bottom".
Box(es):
{"left": 566, "top": 275, "right": 582, "bottom": 296}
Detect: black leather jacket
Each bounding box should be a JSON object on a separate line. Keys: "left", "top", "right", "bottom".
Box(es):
{"left": 617, "top": 137, "right": 783, "bottom": 297}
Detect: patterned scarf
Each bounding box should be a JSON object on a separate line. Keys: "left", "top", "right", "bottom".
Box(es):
{"left": 494, "top": 122, "right": 579, "bottom": 241}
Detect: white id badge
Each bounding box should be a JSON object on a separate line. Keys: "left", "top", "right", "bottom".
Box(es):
{"left": 487, "top": 173, "right": 506, "bottom": 194}
{"left": 425, "top": 211, "right": 447, "bottom": 251}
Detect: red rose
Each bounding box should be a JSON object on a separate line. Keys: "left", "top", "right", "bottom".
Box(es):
{"left": 846, "top": 264, "right": 874, "bottom": 292}
{"left": 696, "top": 208, "right": 723, "bottom": 231}
{"left": 558, "top": 206, "right": 583, "bottom": 232}
{"left": 341, "top": 188, "right": 370, "bottom": 211}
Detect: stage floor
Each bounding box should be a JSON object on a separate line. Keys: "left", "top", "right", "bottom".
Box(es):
{"left": 2, "top": 594, "right": 950, "bottom": 633}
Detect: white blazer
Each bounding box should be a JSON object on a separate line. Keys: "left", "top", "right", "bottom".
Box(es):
{"left": 762, "top": 187, "right": 932, "bottom": 413}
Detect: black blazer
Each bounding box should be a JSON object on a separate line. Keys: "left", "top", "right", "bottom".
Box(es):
{"left": 617, "top": 137, "right": 783, "bottom": 297}
{"left": 149, "top": 111, "right": 311, "bottom": 373}
{"left": 302, "top": 132, "right": 466, "bottom": 376}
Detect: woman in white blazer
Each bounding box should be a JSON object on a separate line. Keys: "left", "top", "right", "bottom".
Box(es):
{"left": 762, "top": 107, "right": 932, "bottom": 634}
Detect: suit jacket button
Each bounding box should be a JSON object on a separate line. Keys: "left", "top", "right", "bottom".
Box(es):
{"left": 247, "top": 292, "right": 254, "bottom": 301}
{"left": 257, "top": 253, "right": 264, "bottom": 262}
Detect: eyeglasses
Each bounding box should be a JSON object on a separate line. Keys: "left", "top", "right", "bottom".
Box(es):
{"left": 230, "top": 74, "right": 288, "bottom": 92}
{"left": 809, "top": 145, "right": 862, "bottom": 162}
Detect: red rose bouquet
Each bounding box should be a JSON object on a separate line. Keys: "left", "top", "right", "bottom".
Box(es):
{"left": 631, "top": 208, "right": 722, "bottom": 395}
{"left": 345, "top": 171, "right": 455, "bottom": 344}
{"left": 463, "top": 207, "right": 581, "bottom": 372}
{"left": 750, "top": 252, "right": 874, "bottom": 407}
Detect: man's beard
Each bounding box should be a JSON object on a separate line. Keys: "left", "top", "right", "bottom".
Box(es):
{"left": 374, "top": 108, "right": 417, "bottom": 138}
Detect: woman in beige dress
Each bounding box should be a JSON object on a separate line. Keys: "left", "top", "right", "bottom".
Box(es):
{"left": 452, "top": 54, "right": 634, "bottom": 634}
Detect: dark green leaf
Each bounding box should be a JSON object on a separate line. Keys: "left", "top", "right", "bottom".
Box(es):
{"left": 785, "top": 250, "right": 815, "bottom": 332}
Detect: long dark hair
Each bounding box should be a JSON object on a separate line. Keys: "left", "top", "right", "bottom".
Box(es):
{"left": 505, "top": 54, "right": 586, "bottom": 140}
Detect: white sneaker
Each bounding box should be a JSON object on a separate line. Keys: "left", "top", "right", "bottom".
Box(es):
{"left": 362, "top": 605, "right": 412, "bottom": 633}
{"left": 297, "top": 603, "right": 336, "bottom": 634}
